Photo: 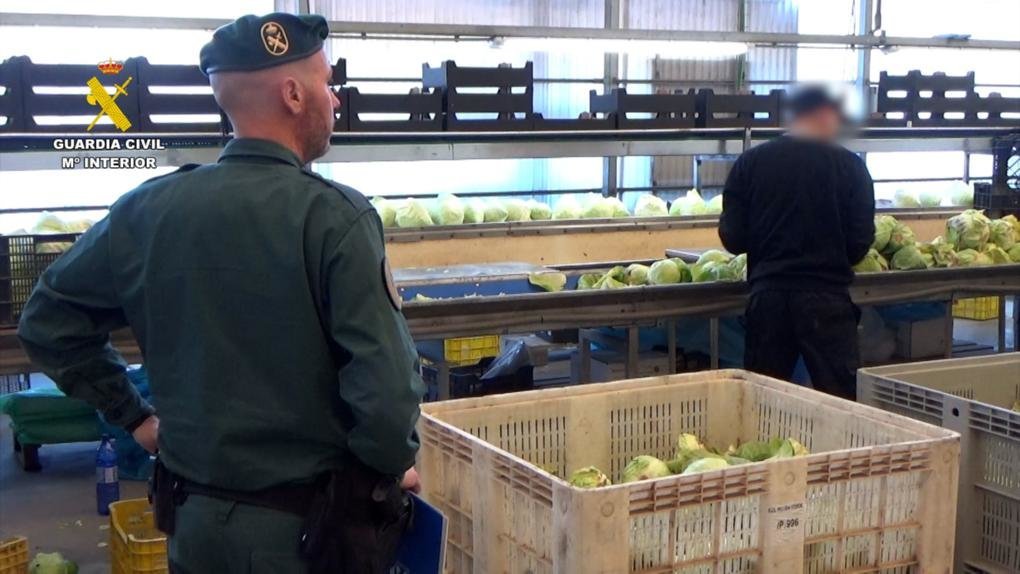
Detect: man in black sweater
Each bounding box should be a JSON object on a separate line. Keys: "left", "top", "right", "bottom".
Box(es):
{"left": 719, "top": 87, "right": 875, "bottom": 399}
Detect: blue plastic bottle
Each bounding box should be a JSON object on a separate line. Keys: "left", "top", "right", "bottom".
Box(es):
{"left": 96, "top": 435, "right": 120, "bottom": 515}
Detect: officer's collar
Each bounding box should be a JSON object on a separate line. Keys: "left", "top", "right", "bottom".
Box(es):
{"left": 219, "top": 138, "right": 304, "bottom": 168}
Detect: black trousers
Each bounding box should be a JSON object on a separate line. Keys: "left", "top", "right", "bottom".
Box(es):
{"left": 744, "top": 289, "right": 861, "bottom": 400}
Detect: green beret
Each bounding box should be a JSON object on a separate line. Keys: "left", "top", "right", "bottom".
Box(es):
{"left": 200, "top": 13, "right": 329, "bottom": 76}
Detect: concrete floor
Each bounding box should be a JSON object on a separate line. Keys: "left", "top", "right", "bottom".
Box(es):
{"left": 0, "top": 408, "right": 148, "bottom": 572}
{"left": 0, "top": 308, "right": 1012, "bottom": 572}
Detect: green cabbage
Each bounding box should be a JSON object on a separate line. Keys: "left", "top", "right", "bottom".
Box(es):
{"left": 1008, "top": 245, "right": 1020, "bottom": 263}
{"left": 580, "top": 194, "right": 614, "bottom": 219}
{"left": 918, "top": 240, "right": 957, "bottom": 268}
{"left": 853, "top": 248, "right": 888, "bottom": 273}
{"left": 731, "top": 438, "right": 786, "bottom": 462}
{"left": 592, "top": 266, "right": 628, "bottom": 289}
{"left": 728, "top": 253, "right": 747, "bottom": 280}
{"left": 576, "top": 273, "right": 601, "bottom": 290}
{"left": 528, "top": 200, "right": 552, "bottom": 220}
{"left": 605, "top": 196, "right": 630, "bottom": 218}
{"left": 918, "top": 190, "right": 942, "bottom": 208}
{"left": 669, "top": 189, "right": 708, "bottom": 216}
{"left": 625, "top": 264, "right": 651, "bottom": 286}
{"left": 504, "top": 199, "right": 532, "bottom": 222}
{"left": 29, "top": 553, "right": 77, "bottom": 574}
{"left": 529, "top": 272, "right": 567, "bottom": 292}
{"left": 948, "top": 181, "right": 973, "bottom": 207}
{"left": 621, "top": 455, "right": 672, "bottom": 483}
{"left": 989, "top": 219, "right": 1017, "bottom": 250}
{"left": 395, "top": 198, "right": 434, "bottom": 228}
{"left": 634, "top": 194, "right": 668, "bottom": 217}
{"left": 983, "top": 245, "right": 1012, "bottom": 265}
{"left": 552, "top": 196, "right": 582, "bottom": 220}
{"left": 705, "top": 194, "right": 723, "bottom": 214}
{"left": 428, "top": 194, "right": 465, "bottom": 226}
{"left": 873, "top": 215, "right": 898, "bottom": 252}
{"left": 1003, "top": 215, "right": 1020, "bottom": 237}
{"left": 371, "top": 197, "right": 397, "bottom": 228}
{"left": 893, "top": 190, "right": 921, "bottom": 208}
{"left": 946, "top": 209, "right": 991, "bottom": 250}
{"left": 463, "top": 200, "right": 485, "bottom": 224}
{"left": 681, "top": 457, "right": 730, "bottom": 475}
{"left": 676, "top": 433, "right": 705, "bottom": 453}
{"left": 483, "top": 201, "right": 509, "bottom": 223}
{"left": 891, "top": 245, "right": 928, "bottom": 270}
{"left": 691, "top": 261, "right": 738, "bottom": 283}
{"left": 883, "top": 222, "right": 916, "bottom": 255}
{"left": 669, "top": 258, "right": 693, "bottom": 283}
{"left": 648, "top": 259, "right": 682, "bottom": 285}
{"left": 568, "top": 466, "right": 611, "bottom": 488}
{"left": 696, "top": 250, "right": 733, "bottom": 266}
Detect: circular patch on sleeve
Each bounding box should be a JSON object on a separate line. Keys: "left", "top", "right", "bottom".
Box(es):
{"left": 382, "top": 258, "right": 401, "bottom": 311}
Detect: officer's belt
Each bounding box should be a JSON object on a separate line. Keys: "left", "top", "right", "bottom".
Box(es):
{"left": 178, "top": 476, "right": 320, "bottom": 517}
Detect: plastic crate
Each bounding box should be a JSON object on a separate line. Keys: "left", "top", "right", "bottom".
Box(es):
{"left": 953, "top": 296, "right": 1000, "bottom": 320}
{"left": 110, "top": 498, "right": 168, "bottom": 574}
{"left": 0, "top": 373, "right": 30, "bottom": 395}
{"left": 0, "top": 233, "right": 81, "bottom": 327}
{"left": 443, "top": 335, "right": 501, "bottom": 367}
{"left": 0, "top": 537, "right": 28, "bottom": 574}
{"left": 420, "top": 369, "right": 959, "bottom": 573}
{"left": 859, "top": 354, "right": 1020, "bottom": 574}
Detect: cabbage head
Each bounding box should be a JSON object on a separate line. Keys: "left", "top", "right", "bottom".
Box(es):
{"left": 853, "top": 248, "right": 887, "bottom": 273}
{"left": 371, "top": 197, "right": 397, "bottom": 228}
{"left": 954, "top": 249, "right": 979, "bottom": 266}
{"left": 676, "top": 433, "right": 705, "bottom": 453}
{"left": 576, "top": 273, "right": 601, "bottom": 290}
{"left": 919, "top": 240, "right": 957, "bottom": 268}
{"left": 696, "top": 250, "right": 733, "bottom": 266}
{"left": 946, "top": 209, "right": 991, "bottom": 250}
{"left": 529, "top": 272, "right": 567, "bottom": 292}
{"left": 552, "top": 196, "right": 582, "bottom": 220}
{"left": 463, "top": 200, "right": 485, "bottom": 224}
{"left": 731, "top": 438, "right": 786, "bottom": 462}
{"left": 669, "top": 189, "right": 708, "bottom": 216}
{"left": 1003, "top": 215, "right": 1020, "bottom": 236}
{"left": 32, "top": 212, "right": 70, "bottom": 233}
{"left": 625, "top": 264, "right": 651, "bottom": 286}
{"left": 528, "top": 200, "right": 552, "bottom": 220}
{"left": 483, "top": 200, "right": 509, "bottom": 223}
{"left": 634, "top": 194, "right": 668, "bottom": 217}
{"left": 692, "top": 261, "right": 737, "bottom": 283}
{"left": 893, "top": 190, "right": 920, "bottom": 208}
{"left": 705, "top": 194, "right": 723, "bottom": 214}
{"left": 395, "top": 198, "right": 434, "bottom": 228}
{"left": 983, "top": 245, "right": 1011, "bottom": 265}
{"left": 872, "top": 215, "right": 898, "bottom": 252}
{"left": 581, "top": 194, "right": 614, "bottom": 219}
{"left": 428, "top": 194, "right": 465, "bottom": 226}
{"left": 918, "top": 190, "right": 942, "bottom": 207}
{"left": 29, "top": 553, "right": 77, "bottom": 574}
{"left": 883, "top": 222, "right": 916, "bottom": 255}
{"left": 568, "top": 466, "right": 611, "bottom": 488}
{"left": 598, "top": 276, "right": 628, "bottom": 289}
{"left": 604, "top": 196, "right": 630, "bottom": 218}
{"left": 948, "top": 181, "right": 973, "bottom": 207}
{"left": 1009, "top": 244, "right": 1020, "bottom": 263}
{"left": 648, "top": 259, "right": 681, "bottom": 285}
{"left": 669, "top": 258, "right": 693, "bottom": 283}
{"left": 681, "top": 457, "right": 730, "bottom": 475}
{"left": 890, "top": 245, "right": 928, "bottom": 270}
{"left": 505, "top": 199, "right": 532, "bottom": 222}
{"left": 728, "top": 253, "right": 747, "bottom": 280}
{"left": 621, "top": 455, "right": 672, "bottom": 483}
{"left": 989, "top": 219, "right": 1017, "bottom": 250}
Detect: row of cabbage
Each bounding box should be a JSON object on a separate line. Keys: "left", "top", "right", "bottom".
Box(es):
{"left": 854, "top": 210, "right": 1020, "bottom": 272}
{"left": 372, "top": 190, "right": 722, "bottom": 228}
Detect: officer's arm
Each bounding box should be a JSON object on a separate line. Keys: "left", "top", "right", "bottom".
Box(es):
{"left": 845, "top": 156, "right": 877, "bottom": 265}
{"left": 719, "top": 154, "right": 750, "bottom": 255}
{"left": 17, "top": 217, "right": 153, "bottom": 430}
{"left": 326, "top": 211, "right": 424, "bottom": 477}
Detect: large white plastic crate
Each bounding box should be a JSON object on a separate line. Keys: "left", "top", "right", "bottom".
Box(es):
{"left": 420, "top": 369, "right": 960, "bottom": 573}
{"left": 859, "top": 353, "right": 1020, "bottom": 574}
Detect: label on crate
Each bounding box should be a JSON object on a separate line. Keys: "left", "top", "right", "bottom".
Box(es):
{"left": 766, "top": 501, "right": 805, "bottom": 543}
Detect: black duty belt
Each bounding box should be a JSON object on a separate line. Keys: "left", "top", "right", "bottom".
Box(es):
{"left": 178, "top": 476, "right": 320, "bottom": 517}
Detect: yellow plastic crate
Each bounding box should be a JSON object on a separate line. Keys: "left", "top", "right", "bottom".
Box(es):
{"left": 0, "top": 537, "right": 28, "bottom": 574}
{"left": 110, "top": 499, "right": 168, "bottom": 574}
{"left": 953, "top": 296, "right": 1000, "bottom": 320}
{"left": 443, "top": 335, "right": 500, "bottom": 366}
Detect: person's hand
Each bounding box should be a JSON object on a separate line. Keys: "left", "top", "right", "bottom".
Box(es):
{"left": 132, "top": 415, "right": 159, "bottom": 454}
{"left": 400, "top": 467, "right": 421, "bottom": 494}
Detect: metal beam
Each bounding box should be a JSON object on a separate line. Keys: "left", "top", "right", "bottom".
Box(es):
{"left": 3, "top": 13, "right": 1019, "bottom": 51}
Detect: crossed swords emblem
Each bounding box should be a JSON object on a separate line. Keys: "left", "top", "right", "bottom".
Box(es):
{"left": 85, "top": 76, "right": 133, "bottom": 132}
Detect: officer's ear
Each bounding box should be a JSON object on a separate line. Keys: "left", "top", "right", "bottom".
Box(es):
{"left": 280, "top": 76, "right": 305, "bottom": 116}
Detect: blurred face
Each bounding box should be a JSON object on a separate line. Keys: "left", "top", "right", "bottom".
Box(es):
{"left": 296, "top": 50, "right": 341, "bottom": 162}
{"left": 791, "top": 106, "right": 842, "bottom": 142}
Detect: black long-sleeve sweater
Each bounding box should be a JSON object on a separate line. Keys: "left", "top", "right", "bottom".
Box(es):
{"left": 719, "top": 135, "right": 876, "bottom": 293}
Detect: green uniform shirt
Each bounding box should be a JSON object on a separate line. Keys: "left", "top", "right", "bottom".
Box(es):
{"left": 18, "top": 138, "right": 424, "bottom": 489}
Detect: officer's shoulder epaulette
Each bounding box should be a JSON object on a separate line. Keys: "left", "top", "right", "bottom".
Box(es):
{"left": 299, "top": 168, "right": 373, "bottom": 211}
{"left": 137, "top": 163, "right": 202, "bottom": 188}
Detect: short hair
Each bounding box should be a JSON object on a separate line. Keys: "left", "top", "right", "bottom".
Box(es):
{"left": 786, "top": 86, "right": 842, "bottom": 118}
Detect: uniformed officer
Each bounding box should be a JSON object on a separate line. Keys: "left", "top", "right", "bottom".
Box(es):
{"left": 18, "top": 13, "right": 425, "bottom": 574}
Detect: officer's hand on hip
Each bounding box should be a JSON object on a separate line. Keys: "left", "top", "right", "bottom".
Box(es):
{"left": 401, "top": 467, "right": 421, "bottom": 494}
{"left": 132, "top": 415, "right": 160, "bottom": 454}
